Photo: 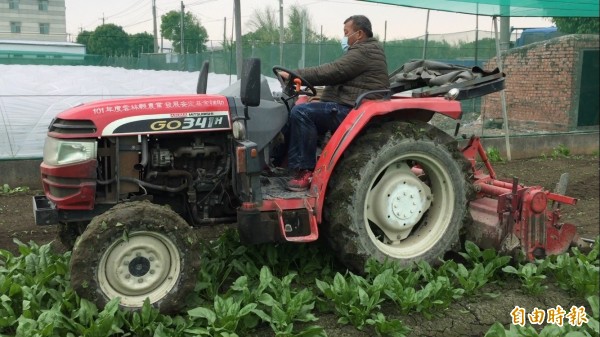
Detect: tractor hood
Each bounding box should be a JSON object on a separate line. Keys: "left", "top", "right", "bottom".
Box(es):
{"left": 48, "top": 94, "right": 231, "bottom": 138}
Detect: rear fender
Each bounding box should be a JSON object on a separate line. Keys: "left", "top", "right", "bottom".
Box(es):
{"left": 311, "top": 97, "right": 461, "bottom": 223}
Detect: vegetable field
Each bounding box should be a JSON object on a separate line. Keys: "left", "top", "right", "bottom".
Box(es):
{"left": 0, "top": 155, "right": 598, "bottom": 336}
{"left": 0, "top": 233, "right": 598, "bottom": 337}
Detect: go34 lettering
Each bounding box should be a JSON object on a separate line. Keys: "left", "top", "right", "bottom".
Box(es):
{"left": 150, "top": 116, "right": 226, "bottom": 131}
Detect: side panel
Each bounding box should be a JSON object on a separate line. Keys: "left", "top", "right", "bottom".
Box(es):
{"left": 311, "top": 97, "right": 462, "bottom": 223}
{"left": 48, "top": 95, "right": 231, "bottom": 139}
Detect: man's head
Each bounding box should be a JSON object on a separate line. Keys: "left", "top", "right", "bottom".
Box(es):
{"left": 343, "top": 15, "right": 373, "bottom": 46}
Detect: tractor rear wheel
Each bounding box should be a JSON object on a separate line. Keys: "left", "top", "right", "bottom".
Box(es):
{"left": 324, "top": 120, "right": 473, "bottom": 271}
{"left": 70, "top": 201, "right": 199, "bottom": 313}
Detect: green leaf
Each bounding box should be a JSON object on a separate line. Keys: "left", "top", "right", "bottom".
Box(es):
{"left": 184, "top": 327, "right": 210, "bottom": 335}
{"left": 9, "top": 283, "right": 22, "bottom": 297}
{"left": 260, "top": 266, "right": 273, "bottom": 288}
{"left": 465, "top": 241, "right": 481, "bottom": 259}
{"left": 188, "top": 307, "right": 217, "bottom": 324}
{"left": 315, "top": 279, "right": 329, "bottom": 294}
{"left": 294, "top": 325, "right": 327, "bottom": 337}
{"left": 251, "top": 308, "right": 271, "bottom": 323}
{"left": 238, "top": 303, "right": 257, "bottom": 317}
{"left": 563, "top": 332, "right": 588, "bottom": 337}
{"left": 271, "top": 304, "right": 288, "bottom": 325}
{"left": 141, "top": 298, "right": 152, "bottom": 324}
{"left": 587, "top": 295, "right": 599, "bottom": 319}
{"left": 502, "top": 266, "right": 519, "bottom": 274}
{"left": 259, "top": 293, "right": 277, "bottom": 307}
{"left": 337, "top": 316, "right": 349, "bottom": 325}
{"left": 484, "top": 322, "right": 507, "bottom": 337}
{"left": 230, "top": 275, "right": 248, "bottom": 291}
{"left": 332, "top": 273, "right": 346, "bottom": 294}
{"left": 586, "top": 317, "right": 599, "bottom": 334}
{"left": 15, "top": 316, "right": 38, "bottom": 337}
{"left": 357, "top": 287, "right": 368, "bottom": 306}
{"left": 538, "top": 324, "right": 566, "bottom": 337}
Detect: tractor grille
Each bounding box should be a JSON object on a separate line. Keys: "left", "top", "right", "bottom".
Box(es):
{"left": 45, "top": 176, "right": 82, "bottom": 198}
{"left": 49, "top": 118, "right": 97, "bottom": 134}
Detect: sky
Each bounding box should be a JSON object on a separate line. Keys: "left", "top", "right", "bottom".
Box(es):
{"left": 63, "top": 0, "right": 553, "bottom": 43}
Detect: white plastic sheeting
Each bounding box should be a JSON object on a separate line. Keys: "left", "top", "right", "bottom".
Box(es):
{"left": 0, "top": 65, "right": 279, "bottom": 159}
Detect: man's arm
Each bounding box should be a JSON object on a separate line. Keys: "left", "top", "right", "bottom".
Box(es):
{"left": 296, "top": 48, "right": 368, "bottom": 86}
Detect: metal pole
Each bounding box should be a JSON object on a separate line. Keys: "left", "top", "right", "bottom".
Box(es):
{"left": 152, "top": 0, "right": 158, "bottom": 53}
{"left": 180, "top": 2, "right": 185, "bottom": 69}
{"left": 422, "top": 9, "right": 430, "bottom": 60}
{"left": 493, "top": 16, "right": 512, "bottom": 161}
{"left": 300, "top": 17, "right": 306, "bottom": 68}
{"left": 318, "top": 25, "right": 322, "bottom": 65}
{"left": 179, "top": 1, "right": 185, "bottom": 55}
{"left": 383, "top": 20, "right": 387, "bottom": 50}
{"left": 500, "top": 16, "right": 511, "bottom": 51}
{"left": 229, "top": 11, "right": 234, "bottom": 84}
{"left": 234, "top": 0, "right": 242, "bottom": 79}
{"left": 474, "top": 8, "right": 479, "bottom": 65}
{"left": 474, "top": 10, "right": 478, "bottom": 114}
{"left": 279, "top": 0, "right": 284, "bottom": 65}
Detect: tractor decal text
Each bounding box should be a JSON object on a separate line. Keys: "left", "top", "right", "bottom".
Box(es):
{"left": 102, "top": 112, "right": 231, "bottom": 135}
{"left": 92, "top": 99, "right": 226, "bottom": 115}
{"left": 149, "top": 116, "right": 226, "bottom": 131}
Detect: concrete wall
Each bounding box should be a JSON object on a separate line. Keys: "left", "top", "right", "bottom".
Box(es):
{"left": 482, "top": 34, "right": 599, "bottom": 131}
{"left": 457, "top": 131, "right": 599, "bottom": 160}
{"left": 0, "top": 158, "right": 43, "bottom": 189}
{"left": 1, "top": 132, "right": 598, "bottom": 189}
{"left": 0, "top": 159, "right": 42, "bottom": 189}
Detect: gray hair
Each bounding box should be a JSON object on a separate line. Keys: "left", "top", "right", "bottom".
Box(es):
{"left": 344, "top": 15, "right": 373, "bottom": 37}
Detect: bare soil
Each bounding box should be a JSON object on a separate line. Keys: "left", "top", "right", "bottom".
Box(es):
{"left": 0, "top": 155, "right": 598, "bottom": 336}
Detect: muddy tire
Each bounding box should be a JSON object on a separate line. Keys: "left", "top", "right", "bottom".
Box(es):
{"left": 324, "top": 120, "right": 473, "bottom": 271}
{"left": 57, "top": 222, "right": 86, "bottom": 250}
{"left": 70, "top": 201, "right": 199, "bottom": 313}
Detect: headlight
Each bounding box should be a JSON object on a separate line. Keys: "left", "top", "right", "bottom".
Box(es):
{"left": 43, "top": 137, "right": 97, "bottom": 166}
{"left": 232, "top": 120, "right": 246, "bottom": 140}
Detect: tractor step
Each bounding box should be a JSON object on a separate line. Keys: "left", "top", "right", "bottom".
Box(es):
{"left": 276, "top": 201, "right": 319, "bottom": 242}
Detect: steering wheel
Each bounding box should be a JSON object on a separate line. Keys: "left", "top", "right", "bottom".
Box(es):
{"left": 272, "top": 66, "right": 317, "bottom": 98}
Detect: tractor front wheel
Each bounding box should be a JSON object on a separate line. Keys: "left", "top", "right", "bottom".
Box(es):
{"left": 324, "top": 120, "right": 473, "bottom": 271}
{"left": 70, "top": 201, "right": 199, "bottom": 313}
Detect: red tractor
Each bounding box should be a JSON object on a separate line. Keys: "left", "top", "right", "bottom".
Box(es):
{"left": 33, "top": 59, "right": 585, "bottom": 313}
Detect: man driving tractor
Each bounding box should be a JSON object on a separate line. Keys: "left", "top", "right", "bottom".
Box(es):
{"left": 277, "top": 14, "right": 389, "bottom": 191}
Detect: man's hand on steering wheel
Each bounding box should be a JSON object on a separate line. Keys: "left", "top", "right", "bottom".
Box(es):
{"left": 272, "top": 66, "right": 317, "bottom": 98}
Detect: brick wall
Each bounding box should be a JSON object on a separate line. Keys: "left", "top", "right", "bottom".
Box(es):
{"left": 482, "top": 34, "right": 599, "bottom": 131}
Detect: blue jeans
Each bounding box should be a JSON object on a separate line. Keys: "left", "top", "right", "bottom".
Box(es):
{"left": 284, "top": 101, "right": 352, "bottom": 170}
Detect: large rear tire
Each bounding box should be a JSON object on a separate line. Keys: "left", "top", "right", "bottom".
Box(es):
{"left": 323, "top": 120, "right": 473, "bottom": 271}
{"left": 70, "top": 201, "right": 199, "bottom": 313}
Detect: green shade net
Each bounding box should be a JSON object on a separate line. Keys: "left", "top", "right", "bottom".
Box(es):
{"left": 358, "top": 0, "right": 600, "bottom": 17}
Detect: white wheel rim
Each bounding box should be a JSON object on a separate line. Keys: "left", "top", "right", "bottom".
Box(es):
{"left": 98, "top": 230, "right": 181, "bottom": 307}
{"left": 364, "top": 152, "right": 455, "bottom": 259}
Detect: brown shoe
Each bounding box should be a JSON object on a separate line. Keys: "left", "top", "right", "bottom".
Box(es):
{"left": 287, "top": 169, "right": 312, "bottom": 191}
